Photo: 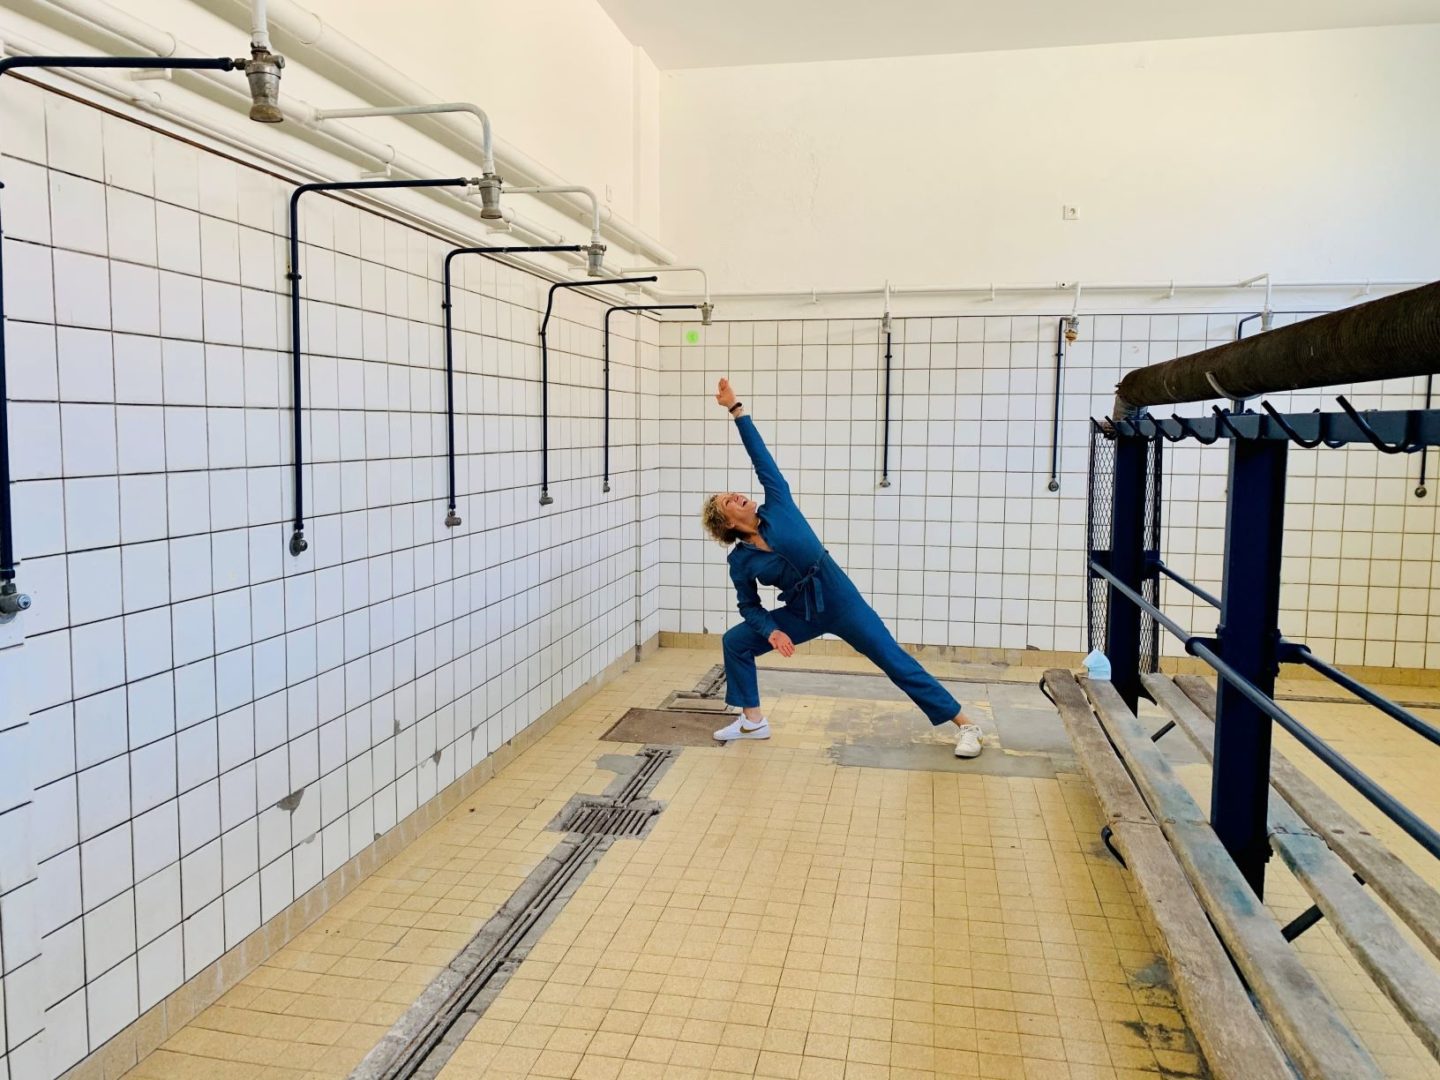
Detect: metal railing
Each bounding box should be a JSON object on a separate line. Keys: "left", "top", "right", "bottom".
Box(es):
{"left": 1089, "top": 397, "right": 1440, "bottom": 894}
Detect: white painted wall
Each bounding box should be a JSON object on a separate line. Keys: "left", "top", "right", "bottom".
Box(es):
{"left": 658, "top": 25, "right": 1440, "bottom": 295}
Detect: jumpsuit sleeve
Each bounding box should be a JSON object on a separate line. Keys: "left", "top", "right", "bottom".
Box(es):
{"left": 730, "top": 559, "right": 779, "bottom": 639}
{"left": 734, "top": 414, "right": 792, "bottom": 504}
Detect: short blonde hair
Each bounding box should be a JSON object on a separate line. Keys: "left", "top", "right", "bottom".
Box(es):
{"left": 701, "top": 494, "right": 742, "bottom": 547}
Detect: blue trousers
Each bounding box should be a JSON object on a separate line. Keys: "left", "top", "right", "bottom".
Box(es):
{"left": 722, "top": 599, "right": 962, "bottom": 726}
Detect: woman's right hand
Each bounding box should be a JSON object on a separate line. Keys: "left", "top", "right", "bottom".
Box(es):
{"left": 715, "top": 378, "right": 737, "bottom": 410}
{"left": 768, "top": 630, "right": 795, "bottom": 658}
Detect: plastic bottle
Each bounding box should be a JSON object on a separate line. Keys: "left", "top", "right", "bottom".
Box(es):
{"left": 1083, "top": 649, "right": 1112, "bottom": 681}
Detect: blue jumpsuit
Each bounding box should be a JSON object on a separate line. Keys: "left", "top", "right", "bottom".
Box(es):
{"left": 722, "top": 414, "right": 963, "bottom": 726}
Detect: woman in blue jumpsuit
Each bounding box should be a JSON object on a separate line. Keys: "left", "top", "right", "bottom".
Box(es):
{"left": 702, "top": 379, "right": 984, "bottom": 758}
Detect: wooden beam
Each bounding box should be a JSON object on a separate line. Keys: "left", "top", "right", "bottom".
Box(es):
{"left": 1174, "top": 673, "right": 1440, "bottom": 961}
{"left": 1040, "top": 670, "right": 1293, "bottom": 1080}
{"left": 1087, "top": 678, "right": 1382, "bottom": 1080}
{"left": 1147, "top": 674, "right": 1440, "bottom": 1061}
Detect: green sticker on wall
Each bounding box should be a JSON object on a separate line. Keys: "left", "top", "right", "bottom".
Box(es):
{"left": 686, "top": 330, "right": 700, "bottom": 344}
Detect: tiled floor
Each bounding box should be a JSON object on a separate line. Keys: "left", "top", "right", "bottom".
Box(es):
{"left": 118, "top": 648, "right": 1439, "bottom": 1080}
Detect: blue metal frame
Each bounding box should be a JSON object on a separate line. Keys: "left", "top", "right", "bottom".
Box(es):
{"left": 1090, "top": 401, "right": 1440, "bottom": 890}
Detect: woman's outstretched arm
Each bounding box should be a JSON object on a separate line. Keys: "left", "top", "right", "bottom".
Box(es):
{"left": 715, "top": 378, "right": 791, "bottom": 503}
{"left": 731, "top": 562, "right": 779, "bottom": 639}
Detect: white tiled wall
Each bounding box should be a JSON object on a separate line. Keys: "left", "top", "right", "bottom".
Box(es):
{"left": 0, "top": 78, "right": 662, "bottom": 1079}
{"left": 658, "top": 314, "right": 1435, "bottom": 668}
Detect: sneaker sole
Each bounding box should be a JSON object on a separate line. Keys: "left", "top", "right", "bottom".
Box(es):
{"left": 954, "top": 745, "right": 982, "bottom": 759}
{"left": 715, "top": 731, "right": 771, "bottom": 742}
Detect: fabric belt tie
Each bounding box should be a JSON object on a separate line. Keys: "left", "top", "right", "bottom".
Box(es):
{"left": 783, "top": 556, "right": 828, "bottom": 621}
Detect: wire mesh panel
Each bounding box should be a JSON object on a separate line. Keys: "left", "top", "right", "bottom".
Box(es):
{"left": 1087, "top": 423, "right": 1162, "bottom": 673}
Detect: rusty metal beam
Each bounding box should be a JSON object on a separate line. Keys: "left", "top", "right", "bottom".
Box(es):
{"left": 1112, "top": 281, "right": 1440, "bottom": 419}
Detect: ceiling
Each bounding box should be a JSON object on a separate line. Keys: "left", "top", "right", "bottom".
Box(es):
{"left": 597, "top": 0, "right": 1440, "bottom": 69}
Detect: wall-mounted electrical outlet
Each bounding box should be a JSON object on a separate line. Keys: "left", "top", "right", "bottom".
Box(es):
{"left": 1062, "top": 205, "right": 1079, "bottom": 221}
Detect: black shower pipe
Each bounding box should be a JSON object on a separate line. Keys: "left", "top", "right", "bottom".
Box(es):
{"left": 0, "top": 55, "right": 243, "bottom": 615}
{"left": 440, "top": 244, "right": 584, "bottom": 526}
{"left": 1046, "top": 318, "right": 1068, "bottom": 493}
{"left": 537, "top": 277, "right": 657, "bottom": 505}
{"left": 602, "top": 304, "right": 697, "bottom": 493}
{"left": 1418, "top": 374, "right": 1434, "bottom": 499}
{"left": 879, "top": 318, "right": 893, "bottom": 488}
{"left": 287, "top": 176, "right": 474, "bottom": 555}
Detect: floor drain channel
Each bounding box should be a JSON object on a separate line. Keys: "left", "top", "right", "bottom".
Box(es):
{"left": 350, "top": 746, "right": 678, "bottom": 1080}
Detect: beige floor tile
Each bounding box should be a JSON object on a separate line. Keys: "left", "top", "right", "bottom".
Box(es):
{"left": 118, "top": 648, "right": 1440, "bottom": 1080}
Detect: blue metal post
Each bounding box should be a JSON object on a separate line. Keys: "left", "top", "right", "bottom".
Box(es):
{"left": 1105, "top": 435, "right": 1148, "bottom": 711}
{"left": 1211, "top": 437, "right": 1288, "bottom": 896}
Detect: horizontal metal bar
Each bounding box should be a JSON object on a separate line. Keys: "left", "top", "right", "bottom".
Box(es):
{"left": 1154, "top": 561, "right": 1222, "bottom": 609}
{"left": 1110, "top": 407, "right": 1440, "bottom": 448}
{"left": 1189, "top": 640, "right": 1440, "bottom": 862}
{"left": 1100, "top": 562, "right": 1440, "bottom": 862}
{"left": 1087, "top": 560, "right": 1193, "bottom": 642}
{"left": 0, "top": 56, "right": 239, "bottom": 75}
{"left": 1286, "top": 642, "right": 1440, "bottom": 749}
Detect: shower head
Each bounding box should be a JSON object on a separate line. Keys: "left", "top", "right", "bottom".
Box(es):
{"left": 585, "top": 242, "right": 607, "bottom": 277}
{"left": 1063, "top": 315, "right": 1080, "bottom": 343}
{"left": 700, "top": 301, "right": 714, "bottom": 326}
{"left": 475, "top": 175, "right": 504, "bottom": 220}
{"left": 243, "top": 48, "right": 285, "bottom": 123}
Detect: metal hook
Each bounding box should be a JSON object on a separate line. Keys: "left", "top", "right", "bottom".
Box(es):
{"left": 1175, "top": 413, "right": 1220, "bottom": 445}
{"left": 1136, "top": 415, "right": 1159, "bottom": 440}
{"left": 1336, "top": 395, "right": 1414, "bottom": 454}
{"left": 1260, "top": 401, "right": 1323, "bottom": 449}
{"left": 1211, "top": 405, "right": 1245, "bottom": 440}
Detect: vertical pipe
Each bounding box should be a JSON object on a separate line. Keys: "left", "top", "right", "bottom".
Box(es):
{"left": 441, "top": 245, "right": 583, "bottom": 524}
{"left": 599, "top": 304, "right": 696, "bottom": 495}
{"left": 441, "top": 250, "right": 461, "bottom": 526}
{"left": 287, "top": 187, "right": 307, "bottom": 554}
{"left": 1105, "top": 435, "right": 1148, "bottom": 711}
{"left": 288, "top": 177, "right": 471, "bottom": 552}
{"left": 0, "top": 56, "right": 243, "bottom": 610}
{"left": 880, "top": 317, "right": 893, "bottom": 488}
{"left": 1211, "top": 436, "right": 1288, "bottom": 897}
{"left": 0, "top": 185, "right": 14, "bottom": 585}
{"left": 1047, "top": 319, "right": 1066, "bottom": 492}
{"left": 1418, "top": 374, "right": 1433, "bottom": 499}
{"left": 603, "top": 309, "right": 612, "bottom": 493}
{"left": 538, "top": 278, "right": 656, "bottom": 506}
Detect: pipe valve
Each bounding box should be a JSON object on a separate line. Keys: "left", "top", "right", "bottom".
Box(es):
{"left": 1063, "top": 316, "right": 1080, "bottom": 343}
{"left": 700, "top": 301, "right": 714, "bottom": 326}
{"left": 585, "top": 242, "right": 607, "bottom": 277}
{"left": 0, "top": 582, "right": 31, "bottom": 619}
{"left": 475, "top": 174, "right": 504, "bottom": 220}
{"left": 243, "top": 48, "right": 285, "bottom": 123}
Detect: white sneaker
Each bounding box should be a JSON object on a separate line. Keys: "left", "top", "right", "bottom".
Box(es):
{"left": 954, "top": 723, "right": 983, "bottom": 758}
{"left": 714, "top": 716, "right": 771, "bottom": 742}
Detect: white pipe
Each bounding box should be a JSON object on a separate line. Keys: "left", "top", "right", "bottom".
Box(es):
{"left": 622, "top": 265, "right": 709, "bottom": 303}
{"left": 312, "top": 102, "right": 495, "bottom": 177}
{"left": 250, "top": 0, "right": 270, "bottom": 51}
{"left": 194, "top": 0, "right": 675, "bottom": 264}
{"left": 505, "top": 185, "right": 602, "bottom": 243}
{"left": 689, "top": 278, "right": 1432, "bottom": 303}
{"left": 25, "top": 0, "right": 577, "bottom": 252}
